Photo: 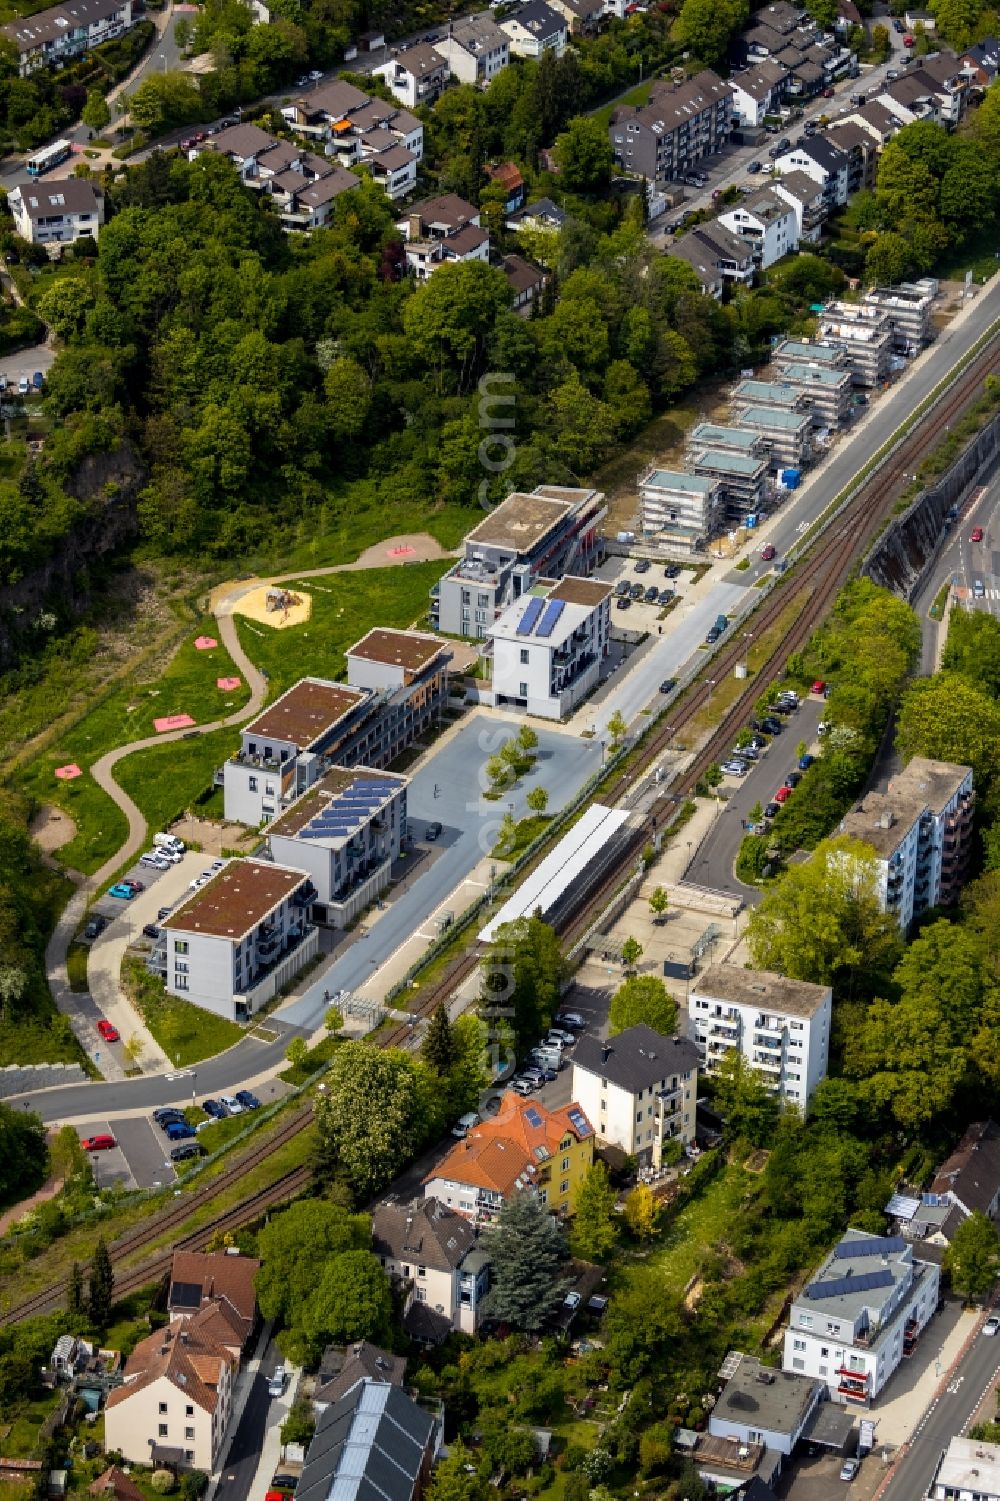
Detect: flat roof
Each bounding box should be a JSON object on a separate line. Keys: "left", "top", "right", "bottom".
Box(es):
{"left": 692, "top": 963, "right": 830, "bottom": 1018}
{"left": 547, "top": 576, "right": 613, "bottom": 607}
{"left": 839, "top": 789, "right": 925, "bottom": 854}
{"left": 266, "top": 765, "right": 407, "bottom": 840}
{"left": 796, "top": 1228, "right": 914, "bottom": 1321}
{"left": 641, "top": 468, "right": 718, "bottom": 494}
{"left": 164, "top": 860, "right": 306, "bottom": 941}
{"left": 732, "top": 380, "right": 802, "bottom": 406}
{"left": 774, "top": 339, "right": 846, "bottom": 365}
{"left": 933, "top": 1436, "right": 1000, "bottom": 1495}
{"left": 778, "top": 363, "right": 852, "bottom": 388}
{"left": 692, "top": 448, "right": 767, "bottom": 477}
{"left": 821, "top": 321, "right": 891, "bottom": 346}
{"left": 479, "top": 804, "right": 630, "bottom": 943}
{"left": 464, "top": 491, "right": 572, "bottom": 553}
{"left": 888, "top": 755, "right": 971, "bottom": 814}
{"left": 713, "top": 1355, "right": 820, "bottom": 1438}
{"left": 347, "top": 628, "right": 449, "bottom": 674}
{"left": 736, "top": 405, "right": 811, "bottom": 431}
{"left": 246, "top": 678, "right": 367, "bottom": 749}
{"left": 689, "top": 423, "right": 761, "bottom": 452}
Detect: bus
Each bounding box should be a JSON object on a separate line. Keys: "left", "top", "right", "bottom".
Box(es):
{"left": 26, "top": 139, "right": 72, "bottom": 177}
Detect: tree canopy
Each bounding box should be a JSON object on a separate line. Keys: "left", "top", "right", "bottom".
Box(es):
{"left": 609, "top": 975, "right": 678, "bottom": 1037}
{"left": 482, "top": 1192, "right": 568, "bottom": 1330}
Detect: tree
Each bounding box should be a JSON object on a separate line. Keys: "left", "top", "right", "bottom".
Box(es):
{"left": 865, "top": 231, "right": 913, "bottom": 286}
{"left": 486, "top": 754, "right": 510, "bottom": 791}
{"left": 607, "top": 710, "right": 628, "bottom": 746}
{"left": 609, "top": 975, "right": 678, "bottom": 1037}
{"left": 482, "top": 1192, "right": 568, "bottom": 1330}
{"left": 123, "top": 1034, "right": 144, "bottom": 1067}
{"left": 68, "top": 1262, "right": 85, "bottom": 1319}
{"left": 526, "top": 786, "right": 549, "bottom": 814}
{"left": 497, "top": 810, "right": 517, "bottom": 852}
{"left": 553, "top": 116, "right": 613, "bottom": 194}
{"left": 255, "top": 1200, "right": 369, "bottom": 1327}
{"left": 620, "top": 936, "right": 643, "bottom": 972}
{"left": 428, "top": 1444, "right": 490, "bottom": 1501}
{"left": 746, "top": 835, "right": 902, "bottom": 995}
{"left": 88, "top": 1238, "right": 114, "bottom": 1327}
{"left": 481, "top": 915, "right": 567, "bottom": 1047}
{"left": 285, "top": 1036, "right": 308, "bottom": 1069}
{"left": 675, "top": 0, "right": 749, "bottom": 66}
{"left": 301, "top": 1250, "right": 391, "bottom": 1357}
{"left": 422, "top": 1002, "right": 456, "bottom": 1073}
{"left": 37, "top": 278, "right": 93, "bottom": 342}
{"left": 945, "top": 1211, "right": 1000, "bottom": 1301}
{"left": 314, "top": 1045, "right": 432, "bottom": 1197}
{"left": 324, "top": 1006, "right": 343, "bottom": 1035}
{"left": 897, "top": 673, "right": 1000, "bottom": 797}
{"left": 712, "top": 1052, "right": 780, "bottom": 1146}
{"left": 81, "top": 88, "right": 110, "bottom": 134}
{"left": 648, "top": 886, "right": 669, "bottom": 924}
{"left": 173, "top": 15, "right": 191, "bottom": 48}
{"left": 623, "top": 1182, "right": 660, "bottom": 1241}
{"left": 517, "top": 724, "right": 538, "bottom": 754}
{"left": 402, "top": 261, "right": 511, "bottom": 395}
{"left": 571, "top": 1162, "right": 619, "bottom": 1262}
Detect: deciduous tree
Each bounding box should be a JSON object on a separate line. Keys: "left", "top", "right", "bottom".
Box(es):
{"left": 945, "top": 1211, "right": 1000, "bottom": 1301}
{"left": 255, "top": 1200, "right": 369, "bottom": 1326}
{"left": 609, "top": 975, "right": 677, "bottom": 1036}
{"left": 314, "top": 1045, "right": 432, "bottom": 1197}
{"left": 571, "top": 1162, "right": 619, "bottom": 1262}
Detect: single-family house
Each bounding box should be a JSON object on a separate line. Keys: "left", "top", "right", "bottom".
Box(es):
{"left": 718, "top": 187, "right": 798, "bottom": 269}
{"left": 670, "top": 221, "right": 755, "bottom": 293}
{"left": 312, "top": 1342, "right": 406, "bottom": 1412}
{"left": 9, "top": 178, "right": 104, "bottom": 246}
{"left": 485, "top": 160, "right": 526, "bottom": 214}
{"left": 374, "top": 42, "right": 449, "bottom": 109}
{"left": 547, "top": 0, "right": 603, "bottom": 34}
{"left": 372, "top": 1196, "right": 490, "bottom": 1341}
{"left": 502, "top": 252, "right": 547, "bottom": 313}
{"left": 500, "top": 0, "right": 567, "bottom": 57}
{"left": 960, "top": 35, "right": 1000, "bottom": 89}
{"left": 710, "top": 1352, "right": 824, "bottom": 1467}
{"left": 506, "top": 195, "right": 566, "bottom": 233}
{"left": 437, "top": 15, "right": 509, "bottom": 85}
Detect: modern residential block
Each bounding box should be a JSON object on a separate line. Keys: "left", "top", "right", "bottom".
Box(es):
{"left": 718, "top": 188, "right": 799, "bottom": 270}
{"left": 690, "top": 447, "right": 769, "bottom": 522}
{"left": 372, "top": 1196, "right": 491, "bottom": 1341}
{"left": 863, "top": 283, "right": 935, "bottom": 349}
{"left": 433, "top": 486, "right": 606, "bottom": 639}
{"left": 782, "top": 1229, "right": 940, "bottom": 1404}
{"left": 485, "top": 575, "right": 612, "bottom": 720}
{"left": 571, "top": 1026, "right": 700, "bottom": 1166}
{"left": 774, "top": 136, "right": 850, "bottom": 206}
{"left": 9, "top": 178, "right": 104, "bottom": 245}
{"left": 689, "top": 964, "right": 831, "bottom": 1110}
{"left": 928, "top": 1437, "right": 1000, "bottom": 1501}
{"left": 772, "top": 361, "right": 854, "bottom": 428}
{"left": 423, "top": 1090, "right": 595, "bottom": 1222}
{"left": 3, "top": 0, "right": 133, "bottom": 75}
{"left": 151, "top": 860, "right": 319, "bottom": 1021}
{"left": 639, "top": 467, "right": 724, "bottom": 547}
{"left": 734, "top": 405, "right": 813, "bottom": 469}
{"left": 839, "top": 756, "right": 974, "bottom": 927}
{"left": 819, "top": 303, "right": 894, "bottom": 386}
{"left": 346, "top": 628, "right": 451, "bottom": 764}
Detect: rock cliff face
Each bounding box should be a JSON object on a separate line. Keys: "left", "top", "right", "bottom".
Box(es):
{"left": 0, "top": 440, "right": 146, "bottom": 666}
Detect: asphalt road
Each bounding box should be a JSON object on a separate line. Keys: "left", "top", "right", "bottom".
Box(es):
{"left": 909, "top": 465, "right": 1000, "bottom": 673}
{"left": 217, "top": 1365, "right": 272, "bottom": 1501}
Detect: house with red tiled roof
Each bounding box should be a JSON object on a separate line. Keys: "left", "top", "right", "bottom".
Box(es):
{"left": 104, "top": 1305, "right": 238, "bottom": 1470}
{"left": 422, "top": 1091, "right": 594, "bottom": 1222}
{"left": 168, "top": 1250, "right": 260, "bottom": 1350}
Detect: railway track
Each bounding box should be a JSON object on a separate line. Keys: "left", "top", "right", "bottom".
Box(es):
{"left": 3, "top": 336, "right": 996, "bottom": 1326}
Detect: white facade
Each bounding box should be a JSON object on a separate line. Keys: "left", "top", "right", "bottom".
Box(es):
{"left": 639, "top": 467, "right": 723, "bottom": 541}
{"left": 9, "top": 179, "right": 104, "bottom": 245}
{"left": 105, "top": 1366, "right": 233, "bottom": 1470}
{"left": 570, "top": 1027, "right": 699, "bottom": 1166}
{"left": 783, "top": 1230, "right": 940, "bottom": 1405}
{"left": 500, "top": 2, "right": 567, "bottom": 56}
{"left": 373, "top": 44, "right": 448, "bottom": 109}
{"left": 4, "top": 0, "right": 134, "bottom": 76}
{"left": 718, "top": 193, "right": 798, "bottom": 270}
{"left": 929, "top": 1436, "right": 1000, "bottom": 1500}
{"left": 775, "top": 143, "right": 849, "bottom": 205}
{"left": 437, "top": 19, "right": 509, "bottom": 85}
{"left": 689, "top": 964, "right": 831, "bottom": 1111}
{"left": 487, "top": 576, "right": 611, "bottom": 720}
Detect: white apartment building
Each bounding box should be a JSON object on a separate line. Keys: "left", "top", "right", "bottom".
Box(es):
{"left": 783, "top": 1229, "right": 940, "bottom": 1404}
{"left": 839, "top": 756, "right": 974, "bottom": 928}
{"left": 928, "top": 1436, "right": 1000, "bottom": 1500}
{"left": 3, "top": 0, "right": 133, "bottom": 75}
{"left": 774, "top": 136, "right": 849, "bottom": 206}
{"left": 689, "top": 964, "right": 831, "bottom": 1111}
{"left": 9, "top": 178, "right": 104, "bottom": 245}
{"left": 346, "top": 627, "right": 452, "bottom": 765}
{"left": 500, "top": 0, "right": 567, "bottom": 56}
{"left": 639, "top": 467, "right": 723, "bottom": 547}
{"left": 819, "top": 304, "right": 894, "bottom": 387}
{"left": 570, "top": 1026, "right": 700, "bottom": 1167}
{"left": 372, "top": 1197, "right": 491, "bottom": 1340}
{"left": 374, "top": 42, "right": 449, "bottom": 109}
{"left": 265, "top": 766, "right": 407, "bottom": 928}
{"left": 718, "top": 188, "right": 798, "bottom": 270}
{"left": 734, "top": 405, "right": 813, "bottom": 469}
{"left": 728, "top": 59, "right": 789, "bottom": 126}
{"left": 437, "top": 16, "right": 509, "bottom": 85}
{"left": 486, "top": 576, "right": 612, "bottom": 720}
{"left": 152, "top": 860, "right": 319, "bottom": 1022}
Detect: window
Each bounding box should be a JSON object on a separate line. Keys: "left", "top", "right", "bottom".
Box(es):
{"left": 159, "top": 1403, "right": 168, "bottom": 1415}
{"left": 793, "top": 1338, "right": 806, "bottom": 1352}
{"left": 185, "top": 1427, "right": 195, "bottom": 1441}
{"left": 175, "top": 940, "right": 189, "bottom": 955}
{"left": 561, "top": 1155, "right": 570, "bottom": 1170}
{"left": 186, "top": 1406, "right": 194, "bottom": 1418}
{"left": 415, "top": 1287, "right": 427, "bottom": 1302}
{"left": 519, "top": 682, "right": 528, "bottom": 697}
{"left": 174, "top": 974, "right": 189, "bottom": 991}
{"left": 820, "top": 1347, "right": 829, "bottom": 1357}
{"left": 560, "top": 1180, "right": 569, "bottom": 1195}
{"left": 158, "top": 1424, "right": 169, "bottom": 1437}
{"left": 417, "top": 1265, "right": 426, "bottom": 1278}
{"left": 520, "top": 648, "right": 529, "bottom": 664}
{"left": 791, "top": 1357, "right": 805, "bottom": 1371}
{"left": 402, "top": 1264, "right": 410, "bottom": 1278}
{"left": 185, "top": 1453, "right": 194, "bottom": 1464}
{"left": 174, "top": 960, "right": 189, "bottom": 974}
{"left": 249, "top": 776, "right": 258, "bottom": 792}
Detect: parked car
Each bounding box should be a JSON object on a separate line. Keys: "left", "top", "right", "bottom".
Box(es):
{"left": 706, "top": 626, "right": 721, "bottom": 643}
{"left": 664, "top": 564, "right": 680, "bottom": 578}
{"left": 219, "top": 1094, "right": 245, "bottom": 1115}
{"left": 885, "top": 67, "right": 899, "bottom": 79}
{"left": 202, "top": 1099, "right": 228, "bottom": 1120}
{"left": 764, "top": 801, "right": 781, "bottom": 818}
{"left": 774, "top": 785, "right": 792, "bottom": 804}
{"left": 840, "top": 1457, "right": 860, "bottom": 1481}
{"left": 96, "top": 1019, "right": 119, "bottom": 1042}
{"left": 157, "top": 906, "right": 174, "bottom": 921}
{"left": 235, "top": 1090, "right": 261, "bottom": 1110}
{"left": 616, "top": 596, "right": 631, "bottom": 611}
{"left": 17, "top": 376, "right": 29, "bottom": 394}
{"left": 971, "top": 526, "right": 984, "bottom": 542}
{"left": 153, "top": 833, "right": 185, "bottom": 854}
{"left": 822, "top": 84, "right": 835, "bottom": 96}
{"left": 32, "top": 371, "right": 43, "bottom": 391}
{"left": 785, "top": 770, "right": 802, "bottom": 788}
{"left": 180, "top": 138, "right": 194, "bottom": 150}
{"left": 84, "top": 915, "right": 108, "bottom": 941}
{"left": 548, "top": 1028, "right": 576, "bottom": 1046}
{"left": 527, "top": 1060, "right": 558, "bottom": 1081}
{"left": 983, "top": 1316, "right": 1000, "bottom": 1336}
{"left": 761, "top": 716, "right": 783, "bottom": 734}
{"left": 425, "top": 821, "right": 443, "bottom": 840}
{"left": 974, "top": 578, "right": 986, "bottom": 598}
{"left": 629, "top": 582, "right": 644, "bottom": 599}
{"left": 154, "top": 1108, "right": 186, "bottom": 1125}
{"left": 510, "top": 1077, "right": 535, "bottom": 1096}
{"left": 747, "top": 159, "right": 762, "bottom": 173}
{"left": 903, "top": 32, "right": 914, "bottom": 44}
{"left": 634, "top": 558, "right": 651, "bottom": 574}
{"left": 166, "top": 1121, "right": 196, "bottom": 1141}
{"left": 563, "top": 1291, "right": 582, "bottom": 1311}
{"left": 761, "top": 543, "right": 776, "bottom": 561}
{"left": 452, "top": 1112, "right": 480, "bottom": 1138}
{"left": 142, "top": 923, "right": 160, "bottom": 940}
{"left": 644, "top": 586, "right": 659, "bottom": 603}
{"left": 555, "top": 1011, "right": 586, "bottom": 1029}
{"left": 615, "top": 579, "right": 630, "bottom": 596}
{"left": 158, "top": 1115, "right": 188, "bottom": 1133}
{"left": 81, "top": 1134, "right": 116, "bottom": 1151}
{"left": 893, "top": 17, "right": 903, "bottom": 29}
{"left": 171, "top": 1142, "right": 205, "bottom": 1162}
{"left": 722, "top": 759, "right": 749, "bottom": 776}
{"left": 109, "top": 882, "right": 140, "bottom": 899}
{"left": 735, "top": 745, "right": 758, "bottom": 760}
{"left": 121, "top": 878, "right": 143, "bottom": 892}
{"left": 659, "top": 678, "right": 677, "bottom": 695}
{"left": 799, "top": 753, "right": 814, "bottom": 770}
{"left": 188, "top": 875, "right": 210, "bottom": 892}
{"left": 140, "top": 852, "right": 170, "bottom": 870}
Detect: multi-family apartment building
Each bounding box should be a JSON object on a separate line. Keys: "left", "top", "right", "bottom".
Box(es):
{"left": 735, "top": 405, "right": 813, "bottom": 469}
{"left": 839, "top": 756, "right": 974, "bottom": 927}
{"left": 3, "top": 0, "right": 134, "bottom": 76}
{"left": 437, "top": 15, "right": 510, "bottom": 85}
{"left": 609, "top": 70, "right": 734, "bottom": 187}
{"left": 670, "top": 221, "right": 754, "bottom": 295}
{"left": 424, "top": 1091, "right": 595, "bottom": 1222}
{"left": 150, "top": 860, "right": 319, "bottom": 1021}
{"left": 433, "top": 486, "right": 606, "bottom": 639}
{"left": 928, "top": 1437, "right": 1000, "bottom": 1501}
{"left": 772, "top": 170, "right": 828, "bottom": 242}
{"left": 639, "top": 467, "right": 723, "bottom": 546}
{"left": 264, "top": 766, "right": 408, "bottom": 928}
{"left": 773, "top": 361, "right": 854, "bottom": 428}
{"left": 8, "top": 178, "right": 104, "bottom": 246}
{"left": 718, "top": 188, "right": 799, "bottom": 270}
{"left": 485, "top": 576, "right": 612, "bottom": 720}
{"left": 571, "top": 1026, "right": 700, "bottom": 1167}
{"left": 346, "top": 628, "right": 452, "bottom": 764}
{"left": 689, "top": 964, "right": 832, "bottom": 1110}
{"left": 820, "top": 301, "right": 894, "bottom": 386}
{"left": 728, "top": 59, "right": 789, "bottom": 127}
{"left": 282, "top": 80, "right": 423, "bottom": 163}
{"left": 374, "top": 42, "right": 449, "bottom": 109}
{"left": 775, "top": 136, "right": 850, "bottom": 207}
{"left": 499, "top": 0, "right": 567, "bottom": 56}
{"left": 782, "top": 1229, "right": 940, "bottom": 1404}
{"left": 863, "top": 283, "right": 935, "bottom": 349}
{"left": 691, "top": 446, "right": 769, "bottom": 521}
{"left": 372, "top": 1197, "right": 490, "bottom": 1341}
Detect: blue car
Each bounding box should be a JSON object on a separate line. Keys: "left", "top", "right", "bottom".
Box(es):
{"left": 166, "top": 1121, "right": 195, "bottom": 1141}
{"left": 799, "top": 753, "right": 814, "bottom": 770}
{"left": 235, "top": 1090, "right": 261, "bottom": 1110}
{"left": 201, "top": 1099, "right": 228, "bottom": 1120}
{"left": 109, "top": 882, "right": 138, "bottom": 899}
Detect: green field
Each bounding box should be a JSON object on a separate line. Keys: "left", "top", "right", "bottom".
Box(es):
{"left": 639, "top": 1165, "right": 751, "bottom": 1293}
{"left": 123, "top": 957, "right": 243, "bottom": 1065}
{"left": 257, "top": 497, "right": 469, "bottom": 576}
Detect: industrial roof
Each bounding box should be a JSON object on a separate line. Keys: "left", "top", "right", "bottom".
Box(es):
{"left": 296, "top": 1380, "right": 434, "bottom": 1501}
{"left": 479, "top": 803, "right": 630, "bottom": 942}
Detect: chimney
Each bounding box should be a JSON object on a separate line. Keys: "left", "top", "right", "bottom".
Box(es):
{"left": 601, "top": 1042, "right": 610, "bottom": 1064}
{"left": 408, "top": 213, "right": 423, "bottom": 240}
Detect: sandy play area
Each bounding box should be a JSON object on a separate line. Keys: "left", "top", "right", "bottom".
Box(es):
{"left": 30, "top": 804, "right": 78, "bottom": 855}
{"left": 229, "top": 583, "right": 312, "bottom": 630}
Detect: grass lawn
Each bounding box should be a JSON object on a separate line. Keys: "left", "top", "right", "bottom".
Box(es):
{"left": 637, "top": 1164, "right": 751, "bottom": 1295}
{"left": 115, "top": 725, "right": 235, "bottom": 846}
{"left": 235, "top": 559, "right": 446, "bottom": 696}
{"left": 16, "top": 618, "right": 248, "bottom": 876}
{"left": 259, "top": 496, "right": 470, "bottom": 575}
{"left": 3, "top": 1391, "right": 62, "bottom": 1456}
{"left": 492, "top": 813, "right": 551, "bottom": 860}
{"left": 122, "top": 956, "right": 243, "bottom": 1066}
{"left": 589, "top": 78, "right": 653, "bottom": 130}
{"left": 278, "top": 1031, "right": 340, "bottom": 1085}
{"left": 66, "top": 942, "right": 89, "bottom": 993}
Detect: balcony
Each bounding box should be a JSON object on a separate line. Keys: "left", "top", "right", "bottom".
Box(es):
{"left": 753, "top": 1054, "right": 782, "bottom": 1073}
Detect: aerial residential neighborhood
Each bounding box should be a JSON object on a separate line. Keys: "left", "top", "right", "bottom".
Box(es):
{"left": 0, "top": 0, "right": 999, "bottom": 1497}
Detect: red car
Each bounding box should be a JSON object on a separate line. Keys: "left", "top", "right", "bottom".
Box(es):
{"left": 761, "top": 544, "right": 776, "bottom": 561}
{"left": 903, "top": 32, "right": 914, "bottom": 44}
{"left": 811, "top": 679, "right": 827, "bottom": 695}
{"left": 822, "top": 85, "right": 835, "bottom": 97}
{"left": 97, "top": 1019, "right": 119, "bottom": 1043}
{"left": 971, "top": 526, "right": 984, "bottom": 542}
{"left": 775, "top": 786, "right": 792, "bottom": 804}
{"left": 81, "top": 1134, "right": 116, "bottom": 1151}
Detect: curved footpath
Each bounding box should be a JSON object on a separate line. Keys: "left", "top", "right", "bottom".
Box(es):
{"left": 43, "top": 535, "right": 457, "bottom": 1079}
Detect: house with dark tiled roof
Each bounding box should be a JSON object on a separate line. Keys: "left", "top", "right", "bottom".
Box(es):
{"left": 890, "top": 1121, "right": 1000, "bottom": 1251}
{"left": 90, "top": 1468, "right": 146, "bottom": 1501}
{"left": 571, "top": 1027, "right": 699, "bottom": 1165}
{"left": 313, "top": 1342, "right": 406, "bottom": 1412}
{"left": 372, "top": 1197, "right": 491, "bottom": 1339}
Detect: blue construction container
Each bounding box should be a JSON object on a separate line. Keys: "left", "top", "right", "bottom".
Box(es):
{"left": 781, "top": 469, "right": 802, "bottom": 489}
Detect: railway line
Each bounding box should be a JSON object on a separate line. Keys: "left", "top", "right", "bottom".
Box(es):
{"left": 3, "top": 333, "right": 997, "bottom": 1326}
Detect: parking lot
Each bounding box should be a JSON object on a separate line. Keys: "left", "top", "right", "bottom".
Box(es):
{"left": 78, "top": 1114, "right": 177, "bottom": 1190}
{"left": 595, "top": 555, "right": 701, "bottom": 640}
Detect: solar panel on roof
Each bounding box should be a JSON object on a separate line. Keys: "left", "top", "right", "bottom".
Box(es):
{"left": 517, "top": 597, "right": 545, "bottom": 635}
{"left": 524, "top": 1106, "right": 543, "bottom": 1127}
{"left": 534, "top": 598, "right": 566, "bottom": 639}
{"left": 833, "top": 1235, "right": 904, "bottom": 1259}
{"left": 567, "top": 1107, "right": 592, "bottom": 1137}
{"left": 804, "top": 1269, "right": 893, "bottom": 1300}
{"left": 886, "top": 1193, "right": 920, "bottom": 1219}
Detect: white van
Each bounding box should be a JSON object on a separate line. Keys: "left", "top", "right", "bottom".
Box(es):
{"left": 154, "top": 833, "right": 185, "bottom": 854}
{"left": 451, "top": 1112, "right": 480, "bottom": 1138}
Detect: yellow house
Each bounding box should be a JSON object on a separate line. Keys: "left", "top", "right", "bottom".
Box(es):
{"left": 423, "top": 1091, "right": 595, "bottom": 1222}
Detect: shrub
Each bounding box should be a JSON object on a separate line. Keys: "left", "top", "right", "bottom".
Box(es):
{"left": 151, "top": 1472, "right": 175, "bottom": 1494}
